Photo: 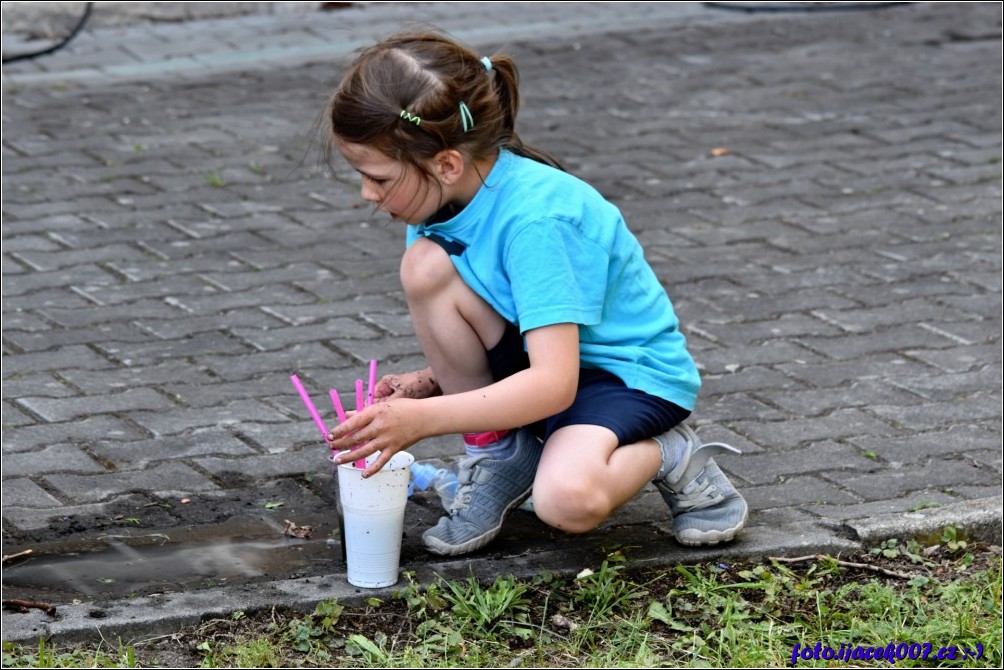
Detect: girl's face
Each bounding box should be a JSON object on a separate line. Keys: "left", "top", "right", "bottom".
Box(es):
{"left": 335, "top": 140, "right": 442, "bottom": 225}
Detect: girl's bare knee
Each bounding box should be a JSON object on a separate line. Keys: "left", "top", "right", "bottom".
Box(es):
{"left": 400, "top": 237, "right": 455, "bottom": 300}
{"left": 532, "top": 480, "right": 610, "bottom": 534}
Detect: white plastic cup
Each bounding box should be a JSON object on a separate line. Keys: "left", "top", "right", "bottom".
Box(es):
{"left": 336, "top": 451, "right": 414, "bottom": 588}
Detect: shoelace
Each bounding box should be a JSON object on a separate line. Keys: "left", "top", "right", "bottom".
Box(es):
{"left": 671, "top": 473, "right": 725, "bottom": 511}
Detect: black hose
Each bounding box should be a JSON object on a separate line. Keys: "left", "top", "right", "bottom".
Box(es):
{"left": 703, "top": 2, "right": 909, "bottom": 13}
{"left": 2, "top": 3, "right": 94, "bottom": 65}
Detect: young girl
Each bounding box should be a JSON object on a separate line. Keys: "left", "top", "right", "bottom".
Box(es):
{"left": 326, "top": 30, "right": 747, "bottom": 557}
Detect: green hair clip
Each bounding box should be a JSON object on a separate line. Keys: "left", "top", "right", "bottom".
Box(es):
{"left": 459, "top": 102, "right": 474, "bottom": 133}
{"left": 399, "top": 110, "right": 421, "bottom": 125}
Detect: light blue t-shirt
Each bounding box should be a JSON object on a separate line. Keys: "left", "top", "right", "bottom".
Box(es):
{"left": 406, "top": 149, "right": 700, "bottom": 410}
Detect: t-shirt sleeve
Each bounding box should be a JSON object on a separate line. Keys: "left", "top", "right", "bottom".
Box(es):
{"left": 506, "top": 218, "right": 609, "bottom": 332}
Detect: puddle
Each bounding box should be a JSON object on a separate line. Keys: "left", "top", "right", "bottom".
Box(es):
{"left": 2, "top": 515, "right": 342, "bottom": 601}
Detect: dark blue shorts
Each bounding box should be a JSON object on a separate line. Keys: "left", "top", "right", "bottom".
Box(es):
{"left": 487, "top": 323, "right": 690, "bottom": 445}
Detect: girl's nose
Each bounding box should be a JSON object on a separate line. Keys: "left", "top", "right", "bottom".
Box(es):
{"left": 360, "top": 180, "right": 380, "bottom": 203}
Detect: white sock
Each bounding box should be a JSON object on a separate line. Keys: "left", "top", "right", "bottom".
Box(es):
{"left": 465, "top": 431, "right": 518, "bottom": 460}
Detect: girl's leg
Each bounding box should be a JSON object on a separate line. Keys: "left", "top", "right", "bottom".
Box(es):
{"left": 404, "top": 238, "right": 542, "bottom": 556}
{"left": 532, "top": 425, "right": 662, "bottom": 533}
{"left": 400, "top": 237, "right": 506, "bottom": 395}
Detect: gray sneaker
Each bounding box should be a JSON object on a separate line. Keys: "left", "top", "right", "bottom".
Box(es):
{"left": 666, "top": 459, "right": 748, "bottom": 546}
{"left": 422, "top": 428, "right": 542, "bottom": 556}
{"left": 653, "top": 424, "right": 747, "bottom": 546}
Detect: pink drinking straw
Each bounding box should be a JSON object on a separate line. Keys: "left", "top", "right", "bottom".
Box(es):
{"left": 353, "top": 378, "right": 366, "bottom": 469}
{"left": 329, "top": 389, "right": 347, "bottom": 424}
{"left": 329, "top": 388, "right": 359, "bottom": 466}
{"left": 366, "top": 359, "right": 378, "bottom": 407}
{"left": 289, "top": 374, "right": 328, "bottom": 439}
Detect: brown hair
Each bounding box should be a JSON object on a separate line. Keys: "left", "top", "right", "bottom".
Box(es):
{"left": 323, "top": 30, "right": 564, "bottom": 178}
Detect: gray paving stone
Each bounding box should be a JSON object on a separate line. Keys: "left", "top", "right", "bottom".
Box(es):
{"left": 1, "top": 478, "right": 63, "bottom": 508}
{"left": 2, "top": 444, "right": 108, "bottom": 477}
{"left": 812, "top": 299, "right": 976, "bottom": 334}
{"left": 208, "top": 399, "right": 294, "bottom": 426}
{"left": 886, "top": 367, "right": 1002, "bottom": 402}
{"left": 4, "top": 322, "right": 155, "bottom": 353}
{"left": 198, "top": 264, "right": 337, "bottom": 293}
{"left": 3, "top": 287, "right": 95, "bottom": 312}
{"left": 136, "top": 231, "right": 279, "bottom": 261}
{"left": 847, "top": 425, "right": 1002, "bottom": 466}
{"left": 197, "top": 342, "right": 355, "bottom": 382}
{"left": 156, "top": 285, "right": 320, "bottom": 315}
{"left": 231, "top": 318, "right": 383, "bottom": 352}
{"left": 78, "top": 277, "right": 215, "bottom": 307}
{"left": 0, "top": 237, "right": 65, "bottom": 255}
{"left": 44, "top": 462, "right": 220, "bottom": 503}
{"left": 743, "top": 506, "right": 820, "bottom": 529}
{"left": 93, "top": 332, "right": 256, "bottom": 367}
{"left": 1, "top": 415, "right": 148, "bottom": 453}
{"left": 57, "top": 361, "right": 216, "bottom": 395}
{"left": 692, "top": 340, "right": 825, "bottom": 375}
{"left": 696, "top": 313, "right": 846, "bottom": 346}
{"left": 951, "top": 484, "right": 1004, "bottom": 501}
{"left": 692, "top": 288, "right": 861, "bottom": 324}
{"left": 774, "top": 354, "right": 934, "bottom": 389}
{"left": 257, "top": 293, "right": 409, "bottom": 327}
{"left": 796, "top": 326, "right": 968, "bottom": 361}
{"left": 195, "top": 448, "right": 331, "bottom": 481}
{"left": 18, "top": 388, "right": 178, "bottom": 423}
{"left": 869, "top": 392, "right": 1002, "bottom": 432}
{"left": 965, "top": 449, "right": 1003, "bottom": 472}
{"left": 836, "top": 459, "right": 999, "bottom": 502}
{"left": 742, "top": 476, "right": 861, "bottom": 511}
{"left": 755, "top": 380, "right": 922, "bottom": 418}
{"left": 125, "top": 400, "right": 291, "bottom": 439}
{"left": 808, "top": 493, "right": 963, "bottom": 523}
{"left": 88, "top": 430, "right": 259, "bottom": 470}
{"left": 738, "top": 441, "right": 883, "bottom": 487}
{"left": 38, "top": 299, "right": 189, "bottom": 328}
{"left": 696, "top": 393, "right": 788, "bottom": 423}
{"left": 905, "top": 343, "right": 1002, "bottom": 374}
{"left": 2, "top": 372, "right": 80, "bottom": 400}
{"left": 1, "top": 402, "right": 35, "bottom": 427}
{"left": 156, "top": 378, "right": 310, "bottom": 412}
{"left": 233, "top": 421, "right": 334, "bottom": 455}
{"left": 0, "top": 265, "right": 121, "bottom": 297}
{"left": 731, "top": 409, "right": 904, "bottom": 450}
{"left": 135, "top": 309, "right": 287, "bottom": 339}
{"left": 1, "top": 344, "right": 119, "bottom": 377}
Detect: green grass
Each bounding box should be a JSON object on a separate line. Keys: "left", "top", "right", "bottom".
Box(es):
{"left": 3, "top": 539, "right": 1000, "bottom": 668}
{"left": 1, "top": 638, "right": 136, "bottom": 668}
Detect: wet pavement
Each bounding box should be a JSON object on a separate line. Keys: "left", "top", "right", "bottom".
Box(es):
{"left": 2, "top": 1, "right": 1001, "bottom": 643}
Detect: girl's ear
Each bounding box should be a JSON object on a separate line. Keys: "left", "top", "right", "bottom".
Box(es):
{"left": 432, "top": 149, "right": 466, "bottom": 186}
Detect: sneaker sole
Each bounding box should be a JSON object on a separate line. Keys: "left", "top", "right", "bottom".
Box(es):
{"left": 674, "top": 507, "right": 748, "bottom": 546}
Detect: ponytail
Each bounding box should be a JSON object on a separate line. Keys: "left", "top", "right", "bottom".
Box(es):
{"left": 483, "top": 53, "right": 566, "bottom": 172}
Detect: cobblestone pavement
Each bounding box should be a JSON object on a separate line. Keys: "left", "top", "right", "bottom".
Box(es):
{"left": 2, "top": 1, "right": 1001, "bottom": 641}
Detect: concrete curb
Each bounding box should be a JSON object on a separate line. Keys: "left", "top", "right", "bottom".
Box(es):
{"left": 843, "top": 496, "right": 1004, "bottom": 548}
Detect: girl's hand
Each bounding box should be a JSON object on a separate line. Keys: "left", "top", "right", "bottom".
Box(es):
{"left": 372, "top": 367, "right": 440, "bottom": 402}
{"left": 326, "top": 398, "right": 425, "bottom": 476}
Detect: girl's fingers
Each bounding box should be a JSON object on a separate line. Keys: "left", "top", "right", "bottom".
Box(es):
{"left": 362, "top": 444, "right": 399, "bottom": 477}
